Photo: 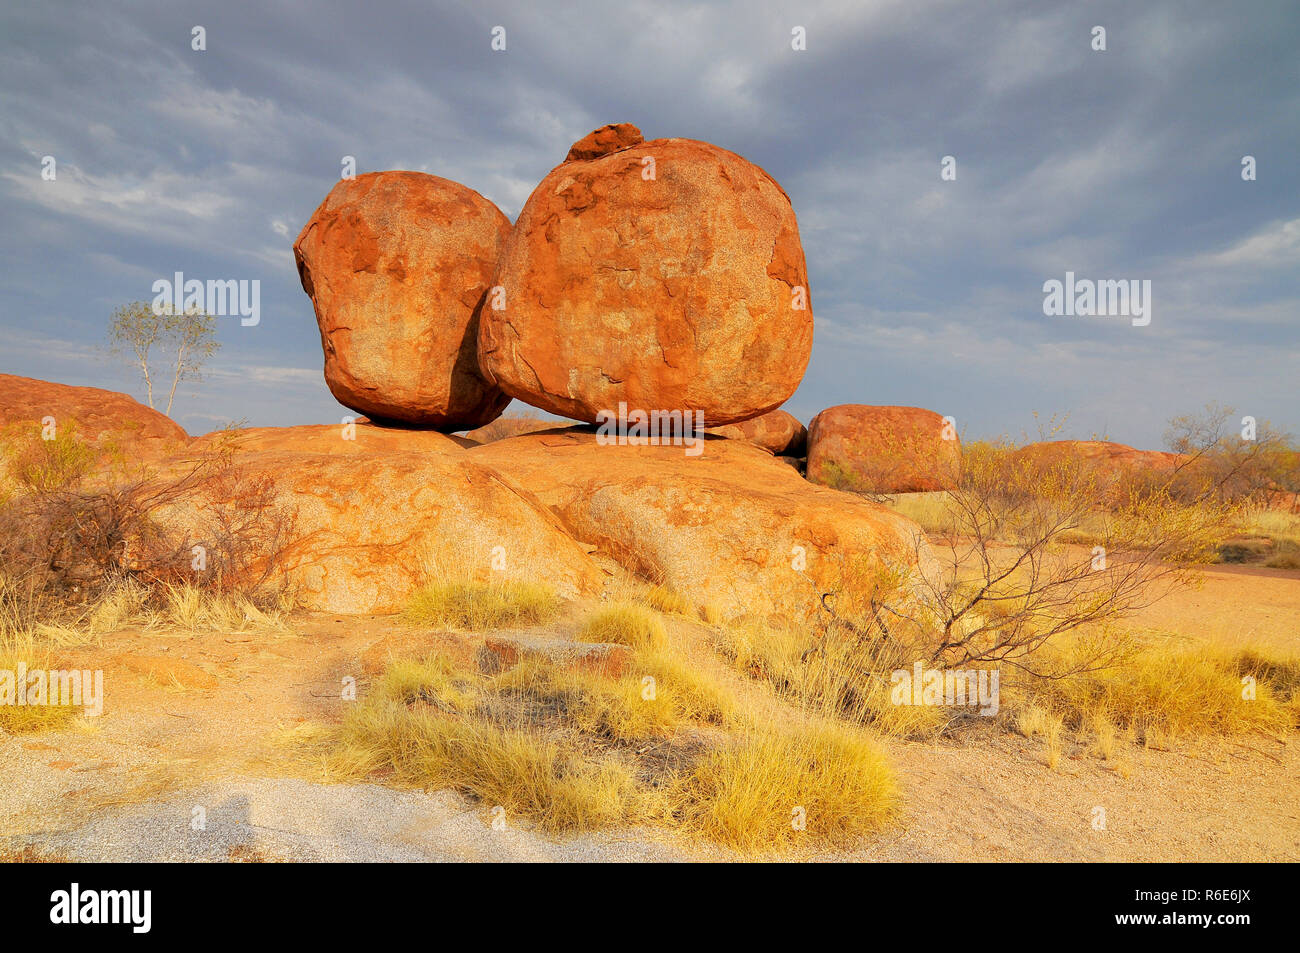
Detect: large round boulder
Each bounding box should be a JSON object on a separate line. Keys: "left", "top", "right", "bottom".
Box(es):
{"left": 478, "top": 124, "right": 814, "bottom": 427}
{"left": 806, "top": 405, "right": 961, "bottom": 494}
{"left": 293, "top": 171, "right": 512, "bottom": 430}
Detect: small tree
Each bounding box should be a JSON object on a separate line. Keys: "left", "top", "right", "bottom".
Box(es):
{"left": 108, "top": 301, "right": 220, "bottom": 415}
{"left": 1164, "top": 403, "right": 1298, "bottom": 502}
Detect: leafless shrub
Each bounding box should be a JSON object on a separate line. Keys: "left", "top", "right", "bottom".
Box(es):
{"left": 0, "top": 424, "right": 298, "bottom": 636}
{"left": 816, "top": 439, "right": 1238, "bottom": 679}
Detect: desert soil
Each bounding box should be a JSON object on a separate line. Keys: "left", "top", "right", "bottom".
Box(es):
{"left": 2, "top": 563, "right": 1296, "bottom": 863}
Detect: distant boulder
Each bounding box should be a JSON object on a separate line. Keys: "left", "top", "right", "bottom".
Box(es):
{"left": 1011, "top": 440, "right": 1184, "bottom": 489}
{"left": 807, "top": 405, "right": 960, "bottom": 494}
{"left": 460, "top": 415, "right": 572, "bottom": 445}
{"left": 0, "top": 373, "right": 187, "bottom": 464}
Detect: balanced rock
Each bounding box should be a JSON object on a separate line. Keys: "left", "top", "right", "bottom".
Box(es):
{"left": 294, "top": 171, "right": 512, "bottom": 430}
{"left": 565, "top": 122, "right": 644, "bottom": 161}
{"left": 479, "top": 126, "right": 814, "bottom": 427}
{"left": 807, "top": 405, "right": 961, "bottom": 493}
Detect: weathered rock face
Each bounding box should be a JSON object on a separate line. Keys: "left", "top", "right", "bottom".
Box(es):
{"left": 468, "top": 429, "right": 933, "bottom": 618}
{"left": 293, "top": 171, "right": 513, "bottom": 430}
{"left": 1266, "top": 490, "right": 1300, "bottom": 514}
{"left": 0, "top": 373, "right": 187, "bottom": 463}
{"left": 187, "top": 422, "right": 474, "bottom": 456}
{"left": 478, "top": 128, "right": 814, "bottom": 427}
{"left": 565, "top": 122, "right": 644, "bottom": 161}
{"left": 706, "top": 409, "right": 807, "bottom": 456}
{"left": 806, "top": 405, "right": 961, "bottom": 494}
{"left": 156, "top": 447, "right": 604, "bottom": 614}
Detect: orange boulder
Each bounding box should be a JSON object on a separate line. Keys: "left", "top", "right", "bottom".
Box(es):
{"left": 0, "top": 373, "right": 187, "bottom": 463}
{"left": 565, "top": 122, "right": 644, "bottom": 161}
{"left": 294, "top": 171, "right": 512, "bottom": 430}
{"left": 806, "top": 405, "right": 960, "bottom": 493}
{"left": 1012, "top": 440, "right": 1184, "bottom": 488}
{"left": 479, "top": 127, "right": 814, "bottom": 427}
{"left": 705, "top": 409, "right": 807, "bottom": 456}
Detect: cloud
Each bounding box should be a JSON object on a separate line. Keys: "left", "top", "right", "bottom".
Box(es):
{"left": 1194, "top": 217, "right": 1300, "bottom": 270}
{"left": 0, "top": 0, "right": 1296, "bottom": 448}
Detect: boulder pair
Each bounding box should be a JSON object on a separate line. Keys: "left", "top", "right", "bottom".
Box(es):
{"left": 292, "top": 123, "right": 814, "bottom": 433}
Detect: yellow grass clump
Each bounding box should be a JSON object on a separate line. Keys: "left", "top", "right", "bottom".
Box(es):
{"left": 402, "top": 580, "right": 559, "bottom": 631}
{"left": 673, "top": 719, "right": 898, "bottom": 853}
{"left": 578, "top": 603, "right": 667, "bottom": 650}
{"left": 331, "top": 637, "right": 896, "bottom": 854}
{"left": 713, "top": 616, "right": 944, "bottom": 738}
{"left": 640, "top": 584, "right": 696, "bottom": 618}
{"left": 160, "top": 583, "right": 290, "bottom": 632}
{"left": 0, "top": 648, "right": 83, "bottom": 734}
{"left": 1009, "top": 637, "right": 1298, "bottom": 744}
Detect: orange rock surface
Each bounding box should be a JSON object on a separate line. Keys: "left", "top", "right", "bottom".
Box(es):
{"left": 479, "top": 128, "right": 814, "bottom": 426}
{"left": 294, "top": 171, "right": 512, "bottom": 429}
{"left": 807, "top": 405, "right": 961, "bottom": 493}
{"left": 156, "top": 448, "right": 604, "bottom": 614}
{"left": 705, "top": 409, "right": 807, "bottom": 456}
{"left": 0, "top": 373, "right": 187, "bottom": 462}
{"left": 187, "top": 422, "right": 474, "bottom": 455}
{"left": 468, "top": 429, "right": 932, "bottom": 616}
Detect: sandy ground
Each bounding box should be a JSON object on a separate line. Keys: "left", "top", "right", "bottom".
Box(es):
{"left": 1, "top": 563, "right": 1296, "bottom": 863}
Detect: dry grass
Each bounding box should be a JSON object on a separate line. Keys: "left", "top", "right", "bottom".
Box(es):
{"left": 402, "top": 579, "right": 559, "bottom": 631}
{"left": 0, "top": 646, "right": 83, "bottom": 734}
{"left": 673, "top": 719, "right": 898, "bottom": 853}
{"left": 578, "top": 603, "right": 667, "bottom": 650}
{"left": 2, "top": 574, "right": 291, "bottom": 648}
{"left": 334, "top": 669, "right": 644, "bottom": 833}
{"left": 1235, "top": 508, "right": 1300, "bottom": 568}
{"left": 0, "top": 844, "right": 71, "bottom": 863}
{"left": 1016, "top": 704, "right": 1066, "bottom": 770}
{"left": 713, "top": 616, "right": 944, "bottom": 739}
{"left": 640, "top": 584, "right": 696, "bottom": 618}
{"left": 158, "top": 583, "right": 291, "bottom": 632}
{"left": 330, "top": 633, "right": 897, "bottom": 853}
{"left": 1007, "top": 636, "right": 1297, "bottom": 748}
{"left": 877, "top": 491, "right": 957, "bottom": 535}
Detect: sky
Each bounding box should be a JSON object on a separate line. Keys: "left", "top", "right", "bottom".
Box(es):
{"left": 1, "top": 0, "right": 1296, "bottom": 448}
